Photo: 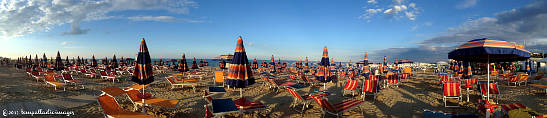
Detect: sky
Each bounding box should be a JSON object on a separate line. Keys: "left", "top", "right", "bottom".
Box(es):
{"left": 1, "top": 0, "right": 546, "bottom": 63}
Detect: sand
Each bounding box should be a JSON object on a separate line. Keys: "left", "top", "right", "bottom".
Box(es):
{"left": 0, "top": 65, "right": 545, "bottom": 118}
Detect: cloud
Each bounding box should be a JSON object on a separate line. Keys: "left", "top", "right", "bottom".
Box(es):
{"left": 376, "top": 0, "right": 547, "bottom": 63}
{"left": 128, "top": 16, "right": 203, "bottom": 23}
{"left": 60, "top": 41, "right": 71, "bottom": 46}
{"left": 456, "top": 0, "right": 477, "bottom": 9}
{"left": 0, "top": 0, "right": 199, "bottom": 39}
{"left": 367, "top": 0, "right": 378, "bottom": 4}
{"left": 360, "top": 0, "right": 419, "bottom": 21}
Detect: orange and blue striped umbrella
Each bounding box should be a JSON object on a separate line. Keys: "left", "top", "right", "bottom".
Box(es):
{"left": 91, "top": 55, "right": 97, "bottom": 67}
{"left": 269, "top": 55, "right": 276, "bottom": 73}
{"left": 112, "top": 55, "right": 118, "bottom": 68}
{"left": 54, "top": 51, "right": 64, "bottom": 71}
{"left": 179, "top": 53, "right": 189, "bottom": 72}
{"left": 252, "top": 58, "right": 258, "bottom": 69}
{"left": 226, "top": 36, "right": 255, "bottom": 88}
{"left": 362, "top": 52, "right": 370, "bottom": 76}
{"left": 192, "top": 57, "right": 198, "bottom": 69}
{"left": 131, "top": 38, "right": 154, "bottom": 85}
{"left": 317, "top": 46, "right": 332, "bottom": 82}
{"left": 448, "top": 38, "right": 530, "bottom": 62}
{"left": 219, "top": 60, "right": 226, "bottom": 69}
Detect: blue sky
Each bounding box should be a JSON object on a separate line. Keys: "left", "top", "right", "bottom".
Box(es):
{"left": 1, "top": 0, "right": 545, "bottom": 63}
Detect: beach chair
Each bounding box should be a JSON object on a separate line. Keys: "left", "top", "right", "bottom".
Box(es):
{"left": 100, "top": 71, "right": 119, "bottom": 83}
{"left": 362, "top": 79, "right": 379, "bottom": 102}
{"left": 214, "top": 71, "right": 225, "bottom": 87}
{"left": 387, "top": 74, "right": 399, "bottom": 88}
{"left": 517, "top": 74, "right": 529, "bottom": 86}
{"left": 285, "top": 87, "right": 325, "bottom": 113}
{"left": 506, "top": 75, "right": 520, "bottom": 86}
{"left": 462, "top": 78, "right": 478, "bottom": 101}
{"left": 125, "top": 89, "right": 182, "bottom": 110}
{"left": 82, "top": 69, "right": 97, "bottom": 78}
{"left": 96, "top": 94, "right": 155, "bottom": 118}
{"left": 311, "top": 96, "right": 364, "bottom": 118}
{"left": 165, "top": 76, "right": 197, "bottom": 90}
{"left": 125, "top": 83, "right": 149, "bottom": 91}
{"left": 302, "top": 75, "right": 320, "bottom": 86}
{"left": 401, "top": 73, "right": 410, "bottom": 80}
{"left": 342, "top": 80, "right": 359, "bottom": 96}
{"left": 529, "top": 84, "right": 547, "bottom": 95}
{"left": 44, "top": 74, "right": 66, "bottom": 91}
{"left": 31, "top": 71, "right": 45, "bottom": 82}
{"left": 442, "top": 82, "right": 461, "bottom": 107}
{"left": 25, "top": 68, "right": 33, "bottom": 77}
{"left": 233, "top": 97, "right": 266, "bottom": 112}
{"left": 479, "top": 82, "right": 500, "bottom": 103}
{"left": 61, "top": 73, "right": 84, "bottom": 89}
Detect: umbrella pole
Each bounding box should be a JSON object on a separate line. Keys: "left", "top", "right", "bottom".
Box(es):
{"left": 142, "top": 85, "right": 146, "bottom": 113}
{"left": 486, "top": 56, "right": 491, "bottom": 118}
{"left": 240, "top": 88, "right": 243, "bottom": 98}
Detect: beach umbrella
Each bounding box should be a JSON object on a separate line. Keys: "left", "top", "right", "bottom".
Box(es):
{"left": 91, "top": 55, "right": 97, "bottom": 67}
{"left": 225, "top": 36, "right": 255, "bottom": 97}
{"left": 269, "top": 55, "right": 276, "bottom": 73}
{"left": 219, "top": 60, "right": 226, "bottom": 70}
{"left": 76, "top": 56, "right": 81, "bottom": 66}
{"left": 192, "top": 57, "right": 198, "bottom": 69}
{"left": 34, "top": 54, "right": 39, "bottom": 68}
{"left": 179, "top": 53, "right": 189, "bottom": 72}
{"left": 120, "top": 57, "right": 125, "bottom": 67}
{"left": 316, "top": 46, "right": 331, "bottom": 89}
{"left": 261, "top": 60, "right": 267, "bottom": 68}
{"left": 199, "top": 59, "right": 204, "bottom": 67}
{"left": 131, "top": 38, "right": 155, "bottom": 113}
{"left": 362, "top": 52, "right": 370, "bottom": 77}
{"left": 383, "top": 56, "right": 388, "bottom": 74}
{"left": 252, "top": 58, "right": 258, "bottom": 69}
{"left": 42, "top": 53, "right": 47, "bottom": 68}
{"left": 112, "top": 55, "right": 118, "bottom": 68}
{"left": 55, "top": 51, "right": 64, "bottom": 71}
{"left": 448, "top": 38, "right": 530, "bottom": 101}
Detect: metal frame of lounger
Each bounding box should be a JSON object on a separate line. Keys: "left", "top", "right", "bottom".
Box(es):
{"left": 311, "top": 96, "right": 364, "bottom": 118}
{"left": 362, "top": 79, "right": 379, "bottom": 102}
{"left": 96, "top": 93, "right": 154, "bottom": 118}
{"left": 124, "top": 89, "right": 182, "bottom": 111}
{"left": 165, "top": 77, "right": 196, "bottom": 91}
{"left": 44, "top": 74, "right": 66, "bottom": 91}
{"left": 61, "top": 73, "right": 85, "bottom": 89}
{"left": 342, "top": 79, "right": 359, "bottom": 96}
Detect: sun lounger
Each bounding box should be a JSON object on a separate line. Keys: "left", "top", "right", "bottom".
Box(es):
{"left": 387, "top": 74, "right": 399, "bottom": 88}
{"left": 44, "top": 74, "right": 65, "bottom": 91}
{"left": 529, "top": 84, "right": 547, "bottom": 95}
{"left": 97, "top": 94, "right": 155, "bottom": 118}
{"left": 342, "top": 80, "right": 359, "bottom": 96}
{"left": 362, "top": 79, "right": 379, "bottom": 102}
{"left": 517, "top": 74, "right": 529, "bottom": 86}
{"left": 311, "top": 96, "right": 364, "bottom": 118}
{"left": 165, "top": 76, "right": 197, "bottom": 90}
{"left": 61, "top": 73, "right": 84, "bottom": 89}
{"left": 443, "top": 82, "right": 461, "bottom": 107}
{"left": 285, "top": 87, "right": 325, "bottom": 113}
{"left": 125, "top": 83, "right": 150, "bottom": 91}
{"left": 506, "top": 75, "right": 520, "bottom": 86}
{"left": 125, "top": 90, "right": 182, "bottom": 110}
{"left": 100, "top": 71, "right": 119, "bottom": 83}
{"left": 233, "top": 97, "right": 266, "bottom": 112}
{"left": 478, "top": 81, "right": 500, "bottom": 103}
{"left": 30, "top": 71, "right": 45, "bottom": 82}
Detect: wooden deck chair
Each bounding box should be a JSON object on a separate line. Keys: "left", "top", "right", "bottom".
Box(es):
{"left": 342, "top": 80, "right": 359, "bottom": 96}
{"left": 311, "top": 96, "right": 364, "bottom": 118}
{"left": 125, "top": 89, "right": 182, "bottom": 110}
{"left": 443, "top": 82, "right": 461, "bottom": 107}
{"left": 62, "top": 73, "right": 84, "bottom": 89}
{"left": 214, "top": 71, "right": 225, "bottom": 87}
{"left": 479, "top": 82, "right": 500, "bottom": 103}
{"left": 44, "top": 74, "right": 66, "bottom": 91}
{"left": 362, "top": 79, "right": 379, "bottom": 102}
{"left": 165, "top": 77, "right": 197, "bottom": 90}
{"left": 96, "top": 94, "right": 155, "bottom": 118}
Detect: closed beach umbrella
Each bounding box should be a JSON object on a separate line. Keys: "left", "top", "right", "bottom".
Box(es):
{"left": 131, "top": 38, "right": 155, "bottom": 113}
{"left": 252, "top": 58, "right": 258, "bottom": 69}
{"left": 316, "top": 46, "right": 331, "bottom": 89}
{"left": 179, "top": 53, "right": 189, "bottom": 72}
{"left": 91, "top": 55, "right": 97, "bottom": 67}
{"left": 448, "top": 38, "right": 530, "bottom": 101}
{"left": 42, "top": 53, "right": 47, "bottom": 68}
{"left": 192, "top": 57, "right": 198, "bottom": 69}
{"left": 112, "top": 55, "right": 118, "bottom": 68}
{"left": 219, "top": 60, "right": 226, "bottom": 70}
{"left": 34, "top": 54, "right": 39, "bottom": 68}
{"left": 55, "top": 51, "right": 64, "bottom": 71}
{"left": 225, "top": 36, "right": 255, "bottom": 97}
{"left": 269, "top": 55, "right": 276, "bottom": 73}
{"left": 362, "top": 52, "right": 370, "bottom": 77}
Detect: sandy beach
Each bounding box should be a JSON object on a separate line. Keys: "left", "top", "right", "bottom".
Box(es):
{"left": 0, "top": 64, "right": 545, "bottom": 118}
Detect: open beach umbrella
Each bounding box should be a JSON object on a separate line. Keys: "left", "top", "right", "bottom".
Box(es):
{"left": 179, "top": 53, "right": 189, "bottom": 72}
{"left": 252, "top": 58, "right": 258, "bottom": 69}
{"left": 316, "top": 46, "right": 331, "bottom": 89}
{"left": 91, "top": 55, "right": 97, "bottom": 67}
{"left": 269, "top": 55, "right": 276, "bottom": 73}
{"left": 225, "top": 36, "right": 255, "bottom": 97}
{"left": 192, "top": 57, "right": 198, "bottom": 69}
{"left": 55, "top": 51, "right": 64, "bottom": 71}
{"left": 448, "top": 38, "right": 530, "bottom": 101}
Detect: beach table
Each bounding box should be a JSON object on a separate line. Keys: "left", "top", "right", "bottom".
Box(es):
{"left": 211, "top": 98, "right": 239, "bottom": 116}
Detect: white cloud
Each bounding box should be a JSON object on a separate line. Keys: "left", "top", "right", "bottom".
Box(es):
{"left": 361, "top": 0, "right": 419, "bottom": 21}
{"left": 424, "top": 22, "right": 433, "bottom": 26}
{"left": 61, "top": 41, "right": 71, "bottom": 46}
{"left": 456, "top": 0, "right": 477, "bottom": 9}
{"left": 367, "top": 0, "right": 378, "bottom": 4}
{"left": 128, "top": 16, "right": 203, "bottom": 23}
{"left": 0, "top": 0, "right": 199, "bottom": 39}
